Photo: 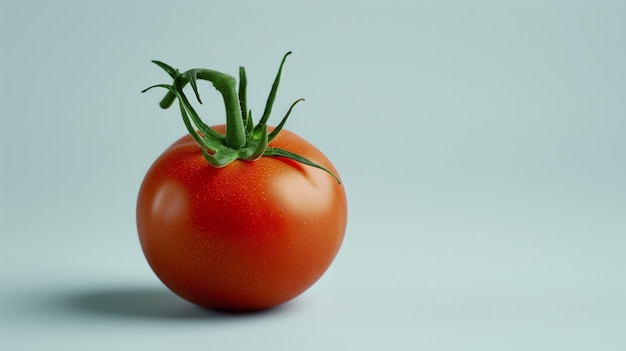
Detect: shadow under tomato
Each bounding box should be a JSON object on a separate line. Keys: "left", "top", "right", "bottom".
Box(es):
{"left": 62, "top": 286, "right": 292, "bottom": 321}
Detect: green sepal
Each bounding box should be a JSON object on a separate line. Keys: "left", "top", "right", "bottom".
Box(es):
{"left": 245, "top": 110, "right": 254, "bottom": 134}
{"left": 175, "top": 84, "right": 224, "bottom": 141}
{"left": 256, "top": 51, "right": 292, "bottom": 132}
{"left": 238, "top": 66, "right": 248, "bottom": 127}
{"left": 264, "top": 147, "right": 341, "bottom": 184}
{"left": 269, "top": 98, "right": 304, "bottom": 142}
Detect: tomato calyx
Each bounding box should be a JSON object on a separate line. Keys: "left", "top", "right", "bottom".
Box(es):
{"left": 142, "top": 52, "right": 340, "bottom": 184}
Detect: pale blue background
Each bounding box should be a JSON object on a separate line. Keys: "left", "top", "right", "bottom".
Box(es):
{"left": 1, "top": 0, "right": 625, "bottom": 350}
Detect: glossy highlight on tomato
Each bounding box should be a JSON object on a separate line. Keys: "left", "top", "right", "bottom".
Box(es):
{"left": 138, "top": 53, "right": 347, "bottom": 311}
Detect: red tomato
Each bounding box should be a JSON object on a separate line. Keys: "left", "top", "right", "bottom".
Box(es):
{"left": 136, "top": 125, "right": 347, "bottom": 310}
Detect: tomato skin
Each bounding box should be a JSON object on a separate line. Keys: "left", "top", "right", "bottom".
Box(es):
{"left": 136, "top": 125, "right": 347, "bottom": 310}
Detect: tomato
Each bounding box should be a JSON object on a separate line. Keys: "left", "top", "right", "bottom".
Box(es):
{"left": 137, "top": 125, "right": 346, "bottom": 310}
{"left": 139, "top": 52, "right": 347, "bottom": 310}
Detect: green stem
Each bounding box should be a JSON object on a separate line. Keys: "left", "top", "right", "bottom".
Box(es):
{"left": 211, "top": 76, "right": 245, "bottom": 148}
{"left": 159, "top": 93, "right": 177, "bottom": 109}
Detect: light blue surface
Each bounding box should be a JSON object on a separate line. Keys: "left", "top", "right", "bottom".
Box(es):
{"left": 2, "top": 1, "right": 625, "bottom": 350}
